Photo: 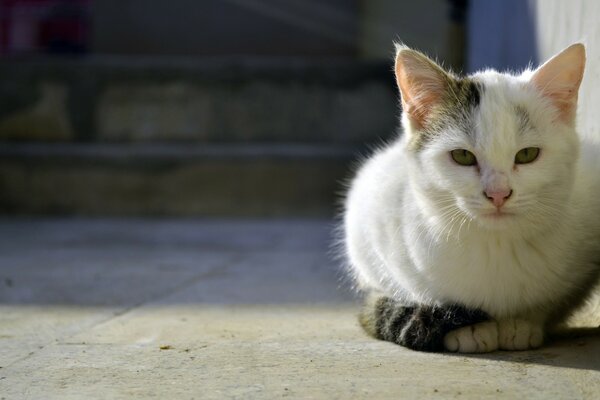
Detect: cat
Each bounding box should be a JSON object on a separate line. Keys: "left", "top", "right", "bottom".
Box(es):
{"left": 342, "top": 43, "right": 600, "bottom": 353}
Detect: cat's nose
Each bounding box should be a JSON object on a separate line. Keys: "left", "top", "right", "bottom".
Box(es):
{"left": 484, "top": 189, "right": 512, "bottom": 208}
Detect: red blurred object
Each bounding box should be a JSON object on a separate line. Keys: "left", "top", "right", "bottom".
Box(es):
{"left": 0, "top": 0, "right": 90, "bottom": 55}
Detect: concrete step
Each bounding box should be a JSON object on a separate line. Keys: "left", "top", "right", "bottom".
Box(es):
{"left": 0, "top": 143, "right": 358, "bottom": 216}
{"left": 0, "top": 56, "right": 397, "bottom": 144}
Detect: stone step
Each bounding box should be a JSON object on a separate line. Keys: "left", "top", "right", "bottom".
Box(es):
{"left": 0, "top": 56, "right": 397, "bottom": 144}
{"left": 0, "top": 143, "right": 359, "bottom": 216}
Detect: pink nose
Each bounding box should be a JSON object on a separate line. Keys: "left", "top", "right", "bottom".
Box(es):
{"left": 484, "top": 189, "right": 512, "bottom": 208}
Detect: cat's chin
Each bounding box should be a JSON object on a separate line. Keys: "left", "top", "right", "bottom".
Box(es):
{"left": 474, "top": 210, "right": 518, "bottom": 230}
{"left": 482, "top": 211, "right": 514, "bottom": 219}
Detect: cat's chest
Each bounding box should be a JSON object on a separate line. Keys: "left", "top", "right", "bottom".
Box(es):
{"left": 406, "top": 228, "right": 572, "bottom": 314}
{"left": 434, "top": 234, "right": 557, "bottom": 273}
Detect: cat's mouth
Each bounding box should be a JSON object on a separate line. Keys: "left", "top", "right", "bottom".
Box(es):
{"left": 481, "top": 210, "right": 515, "bottom": 219}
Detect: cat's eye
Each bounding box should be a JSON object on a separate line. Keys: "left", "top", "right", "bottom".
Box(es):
{"left": 450, "top": 149, "right": 477, "bottom": 166}
{"left": 515, "top": 147, "right": 540, "bottom": 164}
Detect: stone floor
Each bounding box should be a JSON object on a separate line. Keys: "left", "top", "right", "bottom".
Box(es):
{"left": 0, "top": 218, "right": 598, "bottom": 399}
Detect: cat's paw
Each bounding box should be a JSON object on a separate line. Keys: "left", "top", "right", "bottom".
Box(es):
{"left": 498, "top": 319, "right": 544, "bottom": 350}
{"left": 444, "top": 321, "right": 499, "bottom": 353}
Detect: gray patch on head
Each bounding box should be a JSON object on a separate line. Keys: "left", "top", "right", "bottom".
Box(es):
{"left": 515, "top": 105, "right": 534, "bottom": 134}
{"left": 408, "top": 77, "right": 483, "bottom": 151}
{"left": 450, "top": 78, "right": 482, "bottom": 111}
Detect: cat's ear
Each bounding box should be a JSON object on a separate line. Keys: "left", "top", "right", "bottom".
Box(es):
{"left": 394, "top": 44, "right": 451, "bottom": 129}
{"left": 530, "top": 43, "right": 585, "bottom": 123}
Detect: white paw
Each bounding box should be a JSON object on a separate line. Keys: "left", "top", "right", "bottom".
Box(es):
{"left": 444, "top": 321, "right": 499, "bottom": 353}
{"left": 498, "top": 319, "right": 544, "bottom": 350}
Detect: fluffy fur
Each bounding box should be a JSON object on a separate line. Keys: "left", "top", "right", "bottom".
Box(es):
{"left": 343, "top": 43, "right": 600, "bottom": 352}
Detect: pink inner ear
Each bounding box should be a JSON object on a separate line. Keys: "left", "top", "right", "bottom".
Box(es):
{"left": 395, "top": 52, "right": 447, "bottom": 129}
{"left": 532, "top": 71, "right": 582, "bottom": 121}
{"left": 531, "top": 44, "right": 585, "bottom": 122}
{"left": 397, "top": 73, "right": 443, "bottom": 129}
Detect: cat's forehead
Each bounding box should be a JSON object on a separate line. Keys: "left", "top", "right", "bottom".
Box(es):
{"left": 416, "top": 70, "right": 539, "bottom": 154}
{"left": 470, "top": 70, "right": 536, "bottom": 114}
{"left": 469, "top": 71, "right": 539, "bottom": 149}
{"left": 446, "top": 71, "right": 534, "bottom": 151}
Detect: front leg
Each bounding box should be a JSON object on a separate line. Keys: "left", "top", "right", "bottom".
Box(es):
{"left": 497, "top": 319, "right": 544, "bottom": 350}
{"left": 359, "top": 295, "right": 490, "bottom": 352}
{"left": 443, "top": 321, "right": 499, "bottom": 353}
{"left": 443, "top": 318, "right": 545, "bottom": 352}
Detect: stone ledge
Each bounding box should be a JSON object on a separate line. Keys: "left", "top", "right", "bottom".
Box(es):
{"left": 0, "top": 56, "right": 398, "bottom": 144}
{"left": 0, "top": 142, "right": 359, "bottom": 162}
{"left": 0, "top": 143, "right": 359, "bottom": 216}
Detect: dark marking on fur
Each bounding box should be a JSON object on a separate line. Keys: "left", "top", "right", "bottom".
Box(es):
{"left": 453, "top": 78, "right": 482, "bottom": 110}
{"left": 408, "top": 78, "right": 483, "bottom": 151}
{"left": 360, "top": 295, "right": 490, "bottom": 352}
{"left": 515, "top": 105, "right": 533, "bottom": 134}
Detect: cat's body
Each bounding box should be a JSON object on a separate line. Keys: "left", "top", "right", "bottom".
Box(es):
{"left": 343, "top": 43, "right": 600, "bottom": 352}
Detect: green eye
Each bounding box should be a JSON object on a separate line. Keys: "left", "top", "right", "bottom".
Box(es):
{"left": 515, "top": 147, "right": 540, "bottom": 164}
{"left": 450, "top": 149, "right": 477, "bottom": 166}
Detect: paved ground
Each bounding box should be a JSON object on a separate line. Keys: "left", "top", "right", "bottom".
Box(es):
{"left": 0, "top": 218, "right": 598, "bottom": 399}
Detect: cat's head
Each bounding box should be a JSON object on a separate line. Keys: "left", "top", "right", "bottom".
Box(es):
{"left": 395, "top": 43, "right": 585, "bottom": 232}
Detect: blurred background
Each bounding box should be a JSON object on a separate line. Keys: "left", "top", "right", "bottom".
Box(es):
{"left": 2, "top": 3, "right": 600, "bottom": 395}
{"left": 0, "top": 0, "right": 596, "bottom": 217}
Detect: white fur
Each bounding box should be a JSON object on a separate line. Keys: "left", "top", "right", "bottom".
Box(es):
{"left": 444, "top": 321, "right": 499, "bottom": 353}
{"left": 343, "top": 45, "right": 600, "bottom": 351}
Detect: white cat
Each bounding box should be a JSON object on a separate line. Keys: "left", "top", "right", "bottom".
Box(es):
{"left": 343, "top": 43, "right": 600, "bottom": 352}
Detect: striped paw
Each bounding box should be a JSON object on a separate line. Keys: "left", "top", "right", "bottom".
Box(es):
{"left": 444, "top": 321, "right": 499, "bottom": 353}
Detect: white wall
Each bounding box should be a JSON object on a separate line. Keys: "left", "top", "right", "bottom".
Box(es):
{"left": 533, "top": 0, "right": 600, "bottom": 141}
